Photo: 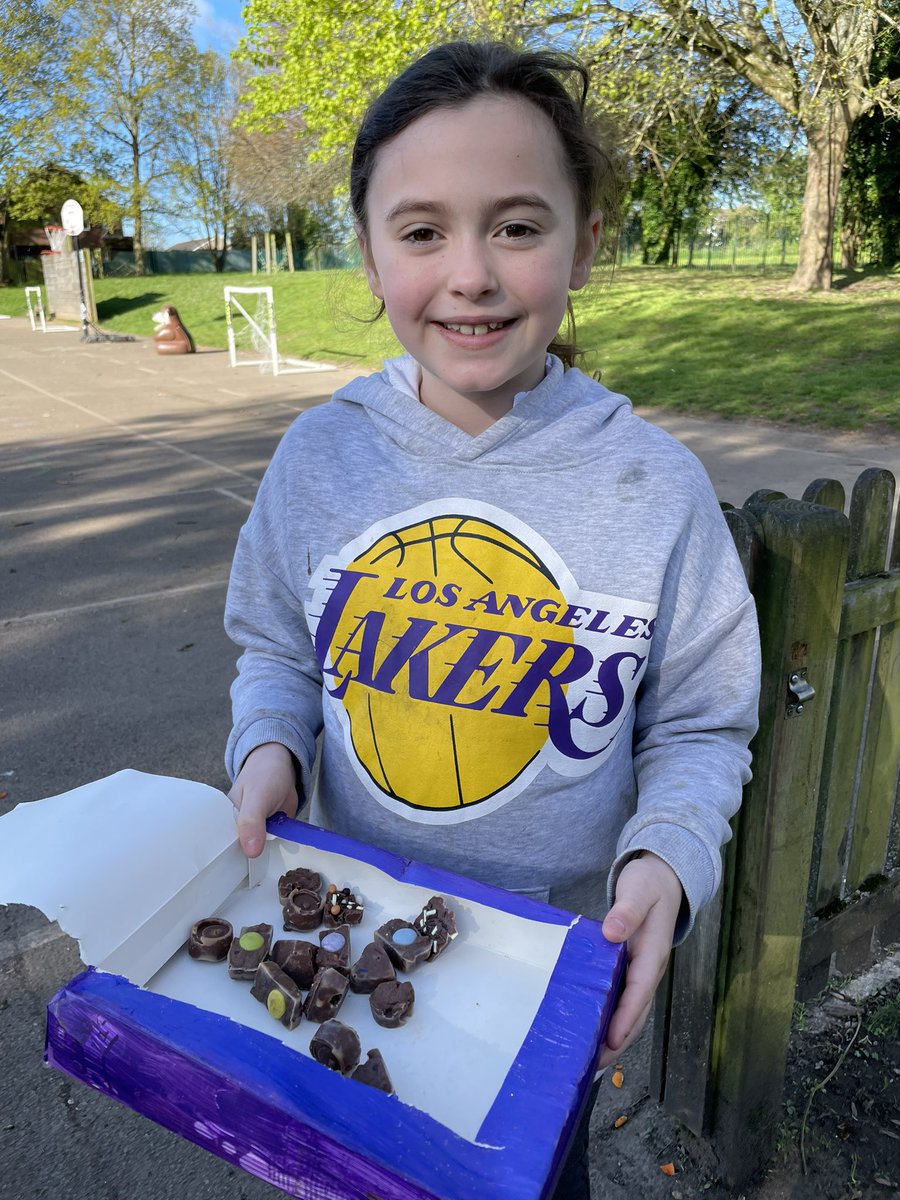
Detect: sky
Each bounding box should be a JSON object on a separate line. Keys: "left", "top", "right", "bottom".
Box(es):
{"left": 192, "top": 0, "right": 247, "bottom": 55}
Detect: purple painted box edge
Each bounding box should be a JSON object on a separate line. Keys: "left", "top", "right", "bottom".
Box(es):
{"left": 42, "top": 815, "right": 624, "bottom": 1200}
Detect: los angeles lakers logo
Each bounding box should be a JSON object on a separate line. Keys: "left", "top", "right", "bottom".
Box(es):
{"left": 306, "top": 500, "right": 657, "bottom": 824}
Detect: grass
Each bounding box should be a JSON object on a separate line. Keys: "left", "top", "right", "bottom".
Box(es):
{"left": 2, "top": 264, "right": 899, "bottom": 431}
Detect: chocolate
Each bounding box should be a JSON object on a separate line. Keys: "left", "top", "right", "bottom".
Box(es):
{"left": 323, "top": 883, "right": 365, "bottom": 927}
{"left": 271, "top": 939, "right": 319, "bottom": 990}
{"left": 187, "top": 917, "right": 233, "bottom": 961}
{"left": 374, "top": 919, "right": 431, "bottom": 971}
{"left": 227, "top": 923, "right": 273, "bottom": 981}
{"left": 351, "top": 1048, "right": 395, "bottom": 1095}
{"left": 250, "top": 960, "right": 304, "bottom": 1030}
{"left": 413, "top": 895, "right": 458, "bottom": 959}
{"left": 282, "top": 888, "right": 324, "bottom": 932}
{"left": 277, "top": 867, "right": 322, "bottom": 905}
{"left": 370, "top": 980, "right": 415, "bottom": 1028}
{"left": 303, "top": 966, "right": 349, "bottom": 1023}
{"left": 309, "top": 1019, "right": 361, "bottom": 1074}
{"left": 349, "top": 942, "right": 396, "bottom": 994}
{"left": 318, "top": 924, "right": 351, "bottom": 973}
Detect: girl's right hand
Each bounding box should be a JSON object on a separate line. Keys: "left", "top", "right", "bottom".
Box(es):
{"left": 228, "top": 742, "right": 299, "bottom": 858}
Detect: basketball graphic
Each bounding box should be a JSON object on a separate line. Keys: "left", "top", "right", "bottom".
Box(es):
{"left": 307, "top": 499, "right": 657, "bottom": 822}
{"left": 321, "top": 514, "right": 571, "bottom": 810}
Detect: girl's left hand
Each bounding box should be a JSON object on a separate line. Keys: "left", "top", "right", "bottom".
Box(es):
{"left": 597, "top": 852, "right": 683, "bottom": 1069}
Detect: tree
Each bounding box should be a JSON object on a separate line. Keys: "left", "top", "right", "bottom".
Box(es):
{"left": 840, "top": 18, "right": 900, "bottom": 268}
{"left": 6, "top": 162, "right": 124, "bottom": 232}
{"left": 65, "top": 0, "right": 202, "bottom": 274}
{"left": 0, "top": 0, "right": 71, "bottom": 281}
{"left": 170, "top": 51, "right": 242, "bottom": 271}
{"left": 576, "top": 1, "right": 900, "bottom": 291}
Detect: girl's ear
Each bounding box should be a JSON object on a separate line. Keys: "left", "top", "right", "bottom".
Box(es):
{"left": 356, "top": 225, "right": 384, "bottom": 299}
{"left": 569, "top": 211, "right": 603, "bottom": 291}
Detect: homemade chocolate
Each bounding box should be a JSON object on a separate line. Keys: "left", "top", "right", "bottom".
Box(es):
{"left": 277, "top": 866, "right": 322, "bottom": 905}
{"left": 187, "top": 917, "right": 233, "bottom": 961}
{"left": 374, "top": 919, "right": 431, "bottom": 971}
{"left": 370, "top": 980, "right": 415, "bottom": 1028}
{"left": 303, "top": 967, "right": 349, "bottom": 1023}
{"left": 413, "top": 895, "right": 458, "bottom": 960}
{"left": 227, "top": 923, "right": 273, "bottom": 981}
{"left": 271, "top": 939, "right": 319, "bottom": 990}
{"left": 317, "top": 924, "right": 351, "bottom": 973}
{"left": 250, "top": 960, "right": 304, "bottom": 1030}
{"left": 282, "top": 888, "right": 324, "bottom": 932}
{"left": 309, "top": 1019, "right": 361, "bottom": 1075}
{"left": 349, "top": 942, "right": 395, "bottom": 994}
{"left": 351, "top": 1048, "right": 395, "bottom": 1095}
{"left": 323, "top": 883, "right": 365, "bottom": 927}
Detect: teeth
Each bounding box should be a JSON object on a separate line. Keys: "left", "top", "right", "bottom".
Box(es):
{"left": 443, "top": 321, "right": 507, "bottom": 334}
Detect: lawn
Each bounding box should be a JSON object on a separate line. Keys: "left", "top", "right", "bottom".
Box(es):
{"left": 2, "top": 265, "right": 899, "bottom": 431}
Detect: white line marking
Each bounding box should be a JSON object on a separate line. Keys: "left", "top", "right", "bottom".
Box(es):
{"left": 214, "top": 487, "right": 254, "bottom": 508}
{"left": 2, "top": 578, "right": 229, "bottom": 627}
{"left": 218, "top": 388, "right": 244, "bottom": 398}
{"left": 137, "top": 366, "right": 158, "bottom": 375}
{"left": 0, "top": 366, "right": 259, "bottom": 484}
{"left": 0, "top": 486, "right": 251, "bottom": 520}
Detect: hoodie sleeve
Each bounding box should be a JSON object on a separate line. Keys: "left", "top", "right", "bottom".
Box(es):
{"left": 606, "top": 467, "right": 761, "bottom": 943}
{"left": 224, "top": 434, "right": 324, "bottom": 802}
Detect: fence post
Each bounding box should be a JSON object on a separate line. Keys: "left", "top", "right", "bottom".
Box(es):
{"left": 706, "top": 498, "right": 848, "bottom": 1184}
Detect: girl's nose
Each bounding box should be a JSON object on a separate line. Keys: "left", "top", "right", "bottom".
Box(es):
{"left": 446, "top": 239, "right": 498, "bottom": 298}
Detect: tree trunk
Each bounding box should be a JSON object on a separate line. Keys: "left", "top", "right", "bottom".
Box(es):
{"left": 131, "top": 129, "right": 145, "bottom": 277}
{"left": 789, "top": 108, "right": 853, "bottom": 292}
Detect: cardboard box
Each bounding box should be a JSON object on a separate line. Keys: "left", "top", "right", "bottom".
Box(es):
{"left": 0, "top": 771, "right": 624, "bottom": 1200}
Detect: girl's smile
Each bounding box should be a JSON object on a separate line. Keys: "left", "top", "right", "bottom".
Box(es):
{"left": 359, "top": 95, "right": 600, "bottom": 433}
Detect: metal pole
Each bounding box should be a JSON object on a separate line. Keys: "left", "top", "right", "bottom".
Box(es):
{"left": 73, "top": 234, "right": 90, "bottom": 341}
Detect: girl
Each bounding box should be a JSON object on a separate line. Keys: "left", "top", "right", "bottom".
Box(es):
{"left": 224, "top": 41, "right": 760, "bottom": 1199}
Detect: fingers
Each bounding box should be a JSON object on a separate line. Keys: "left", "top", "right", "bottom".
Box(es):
{"left": 598, "top": 997, "right": 653, "bottom": 1069}
{"left": 228, "top": 743, "right": 299, "bottom": 859}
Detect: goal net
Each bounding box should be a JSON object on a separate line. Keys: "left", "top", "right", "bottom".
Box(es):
{"left": 223, "top": 286, "right": 334, "bottom": 376}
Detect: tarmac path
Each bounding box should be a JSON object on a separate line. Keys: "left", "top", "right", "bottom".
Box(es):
{"left": 0, "top": 316, "right": 898, "bottom": 1200}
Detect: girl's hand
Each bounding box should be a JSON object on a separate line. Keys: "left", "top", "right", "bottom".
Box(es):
{"left": 228, "top": 742, "right": 299, "bottom": 858}
{"left": 598, "top": 852, "right": 683, "bottom": 1069}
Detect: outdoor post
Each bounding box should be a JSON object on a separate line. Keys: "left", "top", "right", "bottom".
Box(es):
{"left": 251, "top": 234, "right": 258, "bottom": 275}
{"left": 707, "top": 498, "right": 849, "bottom": 1184}
{"left": 61, "top": 198, "right": 89, "bottom": 341}
{"left": 285, "top": 231, "right": 295, "bottom": 272}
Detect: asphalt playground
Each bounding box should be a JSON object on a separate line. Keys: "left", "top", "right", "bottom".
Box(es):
{"left": 1, "top": 314, "right": 898, "bottom": 1199}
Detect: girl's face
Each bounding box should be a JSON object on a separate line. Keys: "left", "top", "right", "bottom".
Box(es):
{"left": 359, "top": 95, "right": 600, "bottom": 424}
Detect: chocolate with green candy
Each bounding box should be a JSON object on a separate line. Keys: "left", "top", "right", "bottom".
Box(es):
{"left": 251, "top": 960, "right": 304, "bottom": 1030}
{"left": 227, "top": 923, "right": 273, "bottom": 981}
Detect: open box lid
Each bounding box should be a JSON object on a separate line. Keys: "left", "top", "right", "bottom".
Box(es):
{"left": 0, "top": 769, "right": 246, "bottom": 983}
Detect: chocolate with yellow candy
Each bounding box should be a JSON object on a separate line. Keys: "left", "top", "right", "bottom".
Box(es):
{"left": 251, "top": 960, "right": 304, "bottom": 1030}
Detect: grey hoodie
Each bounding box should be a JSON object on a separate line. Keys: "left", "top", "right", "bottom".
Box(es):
{"left": 225, "top": 355, "right": 760, "bottom": 933}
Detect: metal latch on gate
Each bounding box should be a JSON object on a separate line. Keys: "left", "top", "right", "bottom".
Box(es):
{"left": 786, "top": 669, "right": 815, "bottom": 717}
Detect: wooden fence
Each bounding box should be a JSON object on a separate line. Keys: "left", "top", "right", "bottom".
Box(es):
{"left": 651, "top": 467, "right": 900, "bottom": 1186}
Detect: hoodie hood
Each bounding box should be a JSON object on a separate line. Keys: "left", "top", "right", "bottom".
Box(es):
{"left": 331, "top": 353, "right": 635, "bottom": 466}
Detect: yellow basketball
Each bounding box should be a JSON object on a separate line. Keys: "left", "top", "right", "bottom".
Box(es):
{"left": 325, "top": 514, "right": 573, "bottom": 811}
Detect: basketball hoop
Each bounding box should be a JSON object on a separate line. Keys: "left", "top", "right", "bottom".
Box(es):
{"left": 44, "top": 226, "right": 68, "bottom": 253}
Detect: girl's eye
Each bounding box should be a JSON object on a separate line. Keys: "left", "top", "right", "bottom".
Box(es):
{"left": 499, "top": 223, "right": 534, "bottom": 239}
{"left": 404, "top": 228, "right": 437, "bottom": 243}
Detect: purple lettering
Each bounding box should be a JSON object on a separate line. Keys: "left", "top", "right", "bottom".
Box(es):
{"left": 410, "top": 580, "right": 437, "bottom": 604}
{"left": 493, "top": 639, "right": 595, "bottom": 722}
{"left": 497, "top": 593, "right": 534, "bottom": 619}
{"left": 314, "top": 568, "right": 379, "bottom": 669}
{"left": 612, "top": 616, "right": 644, "bottom": 639}
{"left": 437, "top": 583, "right": 462, "bottom": 607}
{"left": 428, "top": 628, "right": 532, "bottom": 710}
{"left": 585, "top": 609, "right": 612, "bottom": 634}
{"left": 384, "top": 577, "right": 408, "bottom": 600}
{"left": 555, "top": 604, "right": 592, "bottom": 629}
{"left": 530, "top": 599, "right": 561, "bottom": 623}
{"left": 462, "top": 590, "right": 503, "bottom": 615}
